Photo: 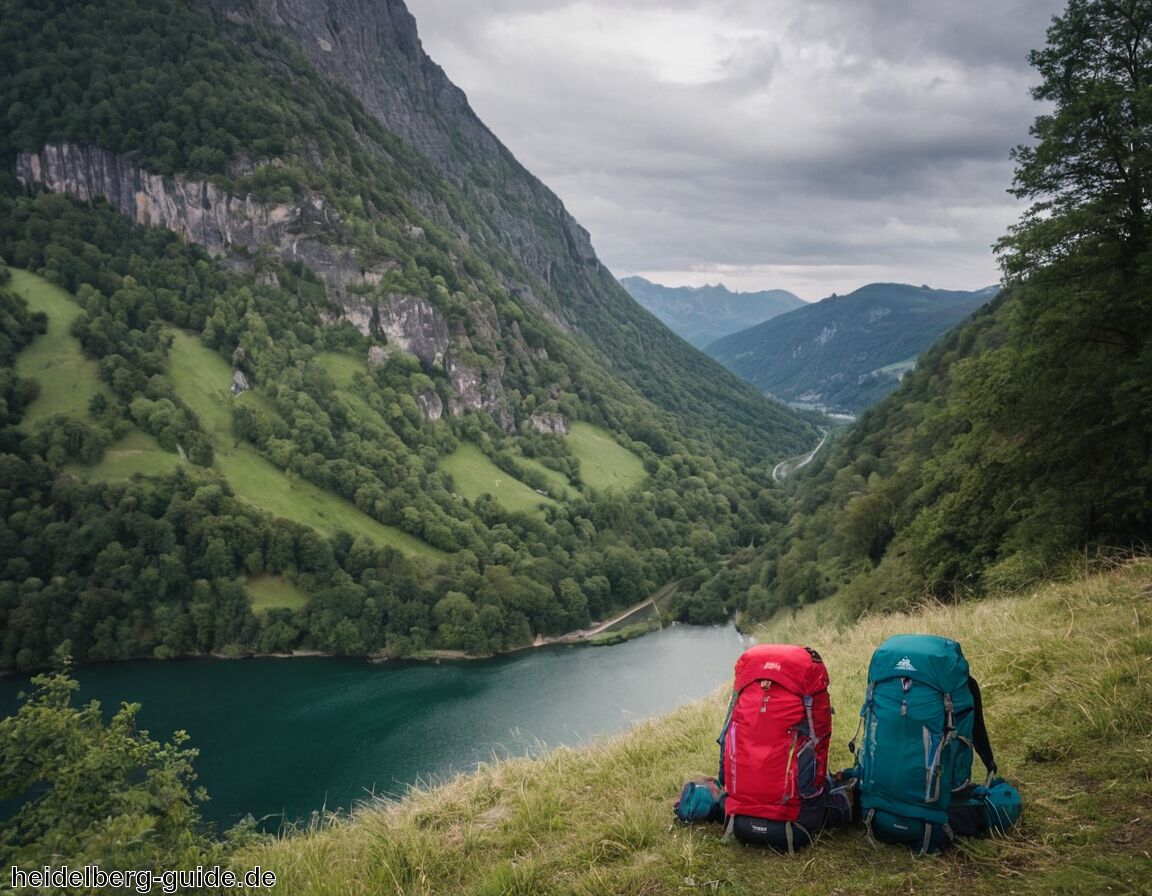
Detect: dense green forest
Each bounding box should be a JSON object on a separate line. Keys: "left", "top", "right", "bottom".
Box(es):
{"left": 741, "top": 0, "right": 1152, "bottom": 619}
{"left": 0, "top": 0, "right": 817, "bottom": 672}
{"left": 0, "top": 190, "right": 800, "bottom": 671}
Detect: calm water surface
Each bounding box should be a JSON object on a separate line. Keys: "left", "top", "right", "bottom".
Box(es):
{"left": 2, "top": 625, "right": 747, "bottom": 828}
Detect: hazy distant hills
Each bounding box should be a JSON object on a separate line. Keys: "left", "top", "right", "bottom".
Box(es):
{"left": 620, "top": 276, "right": 804, "bottom": 348}
{"left": 706, "top": 282, "right": 998, "bottom": 416}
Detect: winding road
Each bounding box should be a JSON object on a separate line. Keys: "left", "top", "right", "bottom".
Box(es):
{"left": 772, "top": 430, "right": 828, "bottom": 482}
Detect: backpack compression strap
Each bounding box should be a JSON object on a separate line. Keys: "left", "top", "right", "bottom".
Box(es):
{"left": 968, "top": 675, "right": 997, "bottom": 780}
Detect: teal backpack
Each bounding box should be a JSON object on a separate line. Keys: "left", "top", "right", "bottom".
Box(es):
{"left": 847, "top": 634, "right": 1016, "bottom": 855}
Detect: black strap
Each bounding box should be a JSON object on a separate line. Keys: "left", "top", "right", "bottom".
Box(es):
{"left": 967, "top": 675, "right": 997, "bottom": 777}
{"left": 716, "top": 690, "right": 738, "bottom": 786}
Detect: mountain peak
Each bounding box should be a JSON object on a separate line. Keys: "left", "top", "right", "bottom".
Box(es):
{"left": 621, "top": 277, "right": 803, "bottom": 348}
{"left": 707, "top": 283, "right": 997, "bottom": 415}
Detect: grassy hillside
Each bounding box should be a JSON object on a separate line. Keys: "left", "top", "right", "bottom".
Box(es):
{"left": 11, "top": 269, "right": 440, "bottom": 558}
{"left": 239, "top": 559, "right": 1152, "bottom": 895}
{"left": 167, "top": 329, "right": 441, "bottom": 556}
{"left": 0, "top": 0, "right": 821, "bottom": 670}
{"left": 567, "top": 422, "right": 647, "bottom": 492}
{"left": 73, "top": 428, "right": 178, "bottom": 479}
{"left": 440, "top": 442, "right": 555, "bottom": 516}
{"left": 10, "top": 268, "right": 105, "bottom": 423}
{"left": 247, "top": 575, "right": 309, "bottom": 613}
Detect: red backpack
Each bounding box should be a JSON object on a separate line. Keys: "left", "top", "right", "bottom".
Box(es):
{"left": 719, "top": 644, "right": 833, "bottom": 850}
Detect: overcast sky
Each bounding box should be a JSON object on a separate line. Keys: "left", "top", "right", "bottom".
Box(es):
{"left": 404, "top": 0, "right": 1066, "bottom": 300}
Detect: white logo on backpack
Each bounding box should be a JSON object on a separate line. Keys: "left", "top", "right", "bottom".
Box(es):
{"left": 895, "top": 657, "right": 917, "bottom": 672}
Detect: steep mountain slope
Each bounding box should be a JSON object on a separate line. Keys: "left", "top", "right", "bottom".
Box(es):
{"left": 706, "top": 283, "right": 997, "bottom": 415}
{"left": 0, "top": 0, "right": 819, "bottom": 671}
{"left": 3, "top": 0, "right": 813, "bottom": 466}
{"left": 619, "top": 275, "right": 803, "bottom": 348}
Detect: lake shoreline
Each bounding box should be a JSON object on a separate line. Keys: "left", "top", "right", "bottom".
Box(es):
{"left": 0, "top": 598, "right": 668, "bottom": 677}
{"left": 1, "top": 625, "right": 747, "bottom": 827}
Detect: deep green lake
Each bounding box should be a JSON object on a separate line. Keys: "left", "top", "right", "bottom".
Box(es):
{"left": 1, "top": 625, "right": 746, "bottom": 829}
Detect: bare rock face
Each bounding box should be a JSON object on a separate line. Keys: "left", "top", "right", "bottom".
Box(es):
{"left": 448, "top": 358, "right": 513, "bottom": 432}
{"left": 526, "top": 411, "right": 570, "bottom": 435}
{"left": 12, "top": 0, "right": 604, "bottom": 435}
{"left": 375, "top": 294, "right": 451, "bottom": 366}
{"left": 415, "top": 388, "right": 443, "bottom": 421}
{"left": 14, "top": 144, "right": 386, "bottom": 296}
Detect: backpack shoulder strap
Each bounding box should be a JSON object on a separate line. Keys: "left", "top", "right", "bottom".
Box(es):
{"left": 716, "top": 689, "right": 738, "bottom": 786}
{"left": 967, "top": 675, "right": 997, "bottom": 780}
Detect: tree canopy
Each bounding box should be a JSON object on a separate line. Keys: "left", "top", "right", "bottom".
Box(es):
{"left": 1000, "top": 0, "right": 1152, "bottom": 280}
{"left": 0, "top": 662, "right": 225, "bottom": 870}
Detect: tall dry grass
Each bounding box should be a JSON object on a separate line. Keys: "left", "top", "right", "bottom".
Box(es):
{"left": 239, "top": 558, "right": 1152, "bottom": 895}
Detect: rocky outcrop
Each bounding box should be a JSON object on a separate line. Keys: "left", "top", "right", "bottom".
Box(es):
{"left": 14, "top": 144, "right": 390, "bottom": 296}
{"left": 448, "top": 358, "right": 513, "bottom": 432}
{"left": 415, "top": 388, "right": 443, "bottom": 421}
{"left": 375, "top": 294, "right": 451, "bottom": 366}
{"left": 13, "top": 0, "right": 607, "bottom": 435}
{"left": 231, "top": 370, "right": 250, "bottom": 396}
{"left": 526, "top": 411, "right": 570, "bottom": 435}
{"left": 336, "top": 291, "right": 453, "bottom": 365}
{"left": 202, "top": 0, "right": 598, "bottom": 287}
{"left": 16, "top": 141, "right": 523, "bottom": 429}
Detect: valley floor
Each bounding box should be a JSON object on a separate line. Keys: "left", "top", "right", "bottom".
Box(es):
{"left": 238, "top": 557, "right": 1152, "bottom": 895}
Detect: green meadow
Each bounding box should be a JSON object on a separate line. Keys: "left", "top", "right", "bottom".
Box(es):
{"left": 314, "top": 350, "right": 366, "bottom": 387}
{"left": 167, "top": 329, "right": 246, "bottom": 440}
{"left": 6, "top": 273, "right": 638, "bottom": 552}
{"left": 440, "top": 442, "right": 554, "bottom": 515}
{"left": 10, "top": 269, "right": 105, "bottom": 424}
{"left": 567, "top": 421, "right": 646, "bottom": 491}
{"left": 74, "top": 428, "right": 179, "bottom": 480}
{"left": 517, "top": 453, "right": 573, "bottom": 497}
{"left": 168, "top": 331, "right": 441, "bottom": 558}
{"left": 247, "top": 574, "right": 309, "bottom": 613}
{"left": 314, "top": 351, "right": 390, "bottom": 429}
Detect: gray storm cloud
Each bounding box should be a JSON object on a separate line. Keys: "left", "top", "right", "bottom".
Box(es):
{"left": 404, "top": 0, "right": 1065, "bottom": 298}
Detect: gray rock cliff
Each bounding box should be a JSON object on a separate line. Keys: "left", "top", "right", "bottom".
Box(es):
{"left": 14, "top": 143, "right": 388, "bottom": 294}
{"left": 200, "top": 0, "right": 598, "bottom": 292}
{"left": 11, "top": 0, "right": 616, "bottom": 433}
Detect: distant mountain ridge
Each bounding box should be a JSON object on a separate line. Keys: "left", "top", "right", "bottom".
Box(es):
{"left": 706, "top": 282, "right": 998, "bottom": 415}
{"left": 620, "top": 276, "right": 804, "bottom": 348}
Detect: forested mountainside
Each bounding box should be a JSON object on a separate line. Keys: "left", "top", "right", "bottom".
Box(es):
{"left": 0, "top": 0, "right": 818, "bottom": 671}
{"left": 737, "top": 0, "right": 1152, "bottom": 620}
{"left": 706, "top": 283, "right": 997, "bottom": 416}
{"left": 619, "top": 276, "right": 803, "bottom": 348}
